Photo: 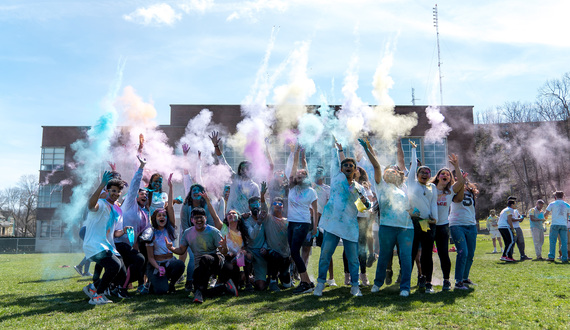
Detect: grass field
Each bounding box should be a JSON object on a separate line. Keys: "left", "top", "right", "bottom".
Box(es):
{"left": 1, "top": 222, "right": 569, "bottom": 329}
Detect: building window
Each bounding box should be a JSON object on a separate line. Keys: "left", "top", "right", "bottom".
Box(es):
{"left": 38, "top": 184, "right": 63, "bottom": 208}
{"left": 38, "top": 220, "right": 65, "bottom": 238}
{"left": 401, "top": 137, "right": 448, "bottom": 174}
{"left": 41, "top": 147, "right": 65, "bottom": 171}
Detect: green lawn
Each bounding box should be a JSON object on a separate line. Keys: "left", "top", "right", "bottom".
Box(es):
{"left": 1, "top": 223, "right": 569, "bottom": 329}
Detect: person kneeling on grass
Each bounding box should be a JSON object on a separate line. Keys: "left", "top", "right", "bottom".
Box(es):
{"left": 167, "top": 207, "right": 238, "bottom": 303}
{"left": 264, "top": 196, "right": 292, "bottom": 291}
{"left": 145, "top": 174, "right": 184, "bottom": 294}
{"left": 82, "top": 172, "right": 129, "bottom": 305}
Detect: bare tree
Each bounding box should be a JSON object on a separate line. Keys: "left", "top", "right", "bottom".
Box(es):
{"left": 0, "top": 175, "right": 38, "bottom": 237}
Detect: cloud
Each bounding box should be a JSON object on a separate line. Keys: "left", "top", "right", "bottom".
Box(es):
{"left": 123, "top": 3, "right": 182, "bottom": 26}
{"left": 226, "top": 0, "right": 288, "bottom": 22}
{"left": 179, "top": 0, "right": 214, "bottom": 14}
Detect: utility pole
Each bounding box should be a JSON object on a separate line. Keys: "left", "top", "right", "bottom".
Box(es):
{"left": 411, "top": 87, "right": 420, "bottom": 105}
{"left": 433, "top": 4, "right": 443, "bottom": 106}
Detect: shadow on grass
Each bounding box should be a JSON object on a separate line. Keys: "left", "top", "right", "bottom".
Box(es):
{"left": 18, "top": 276, "right": 77, "bottom": 284}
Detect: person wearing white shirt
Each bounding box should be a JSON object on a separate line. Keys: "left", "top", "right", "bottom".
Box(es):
{"left": 544, "top": 191, "right": 570, "bottom": 262}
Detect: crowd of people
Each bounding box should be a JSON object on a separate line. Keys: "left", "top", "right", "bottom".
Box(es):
{"left": 77, "top": 131, "right": 484, "bottom": 305}
{"left": 488, "top": 193, "right": 570, "bottom": 262}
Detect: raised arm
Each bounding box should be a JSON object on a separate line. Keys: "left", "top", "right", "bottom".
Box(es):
{"left": 211, "top": 131, "right": 236, "bottom": 176}
{"left": 200, "top": 191, "right": 223, "bottom": 230}
{"left": 265, "top": 138, "right": 274, "bottom": 173}
{"left": 166, "top": 173, "right": 176, "bottom": 227}
{"left": 406, "top": 140, "right": 418, "bottom": 186}
{"left": 449, "top": 153, "right": 465, "bottom": 194}
{"left": 359, "top": 138, "right": 381, "bottom": 184}
{"left": 88, "top": 171, "right": 113, "bottom": 211}
{"left": 290, "top": 145, "right": 300, "bottom": 179}
{"left": 123, "top": 156, "right": 146, "bottom": 210}
{"left": 397, "top": 138, "right": 405, "bottom": 173}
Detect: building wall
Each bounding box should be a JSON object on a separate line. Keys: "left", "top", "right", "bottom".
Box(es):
{"left": 37, "top": 105, "right": 474, "bottom": 252}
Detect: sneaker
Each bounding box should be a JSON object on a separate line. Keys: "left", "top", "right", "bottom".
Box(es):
{"left": 395, "top": 273, "right": 401, "bottom": 284}
{"left": 225, "top": 279, "right": 239, "bottom": 297}
{"left": 344, "top": 273, "right": 350, "bottom": 286}
{"left": 359, "top": 273, "right": 370, "bottom": 286}
{"left": 535, "top": 257, "right": 544, "bottom": 261}
{"left": 245, "top": 282, "right": 255, "bottom": 292}
{"left": 425, "top": 283, "right": 434, "bottom": 293}
{"left": 89, "top": 293, "right": 113, "bottom": 305}
{"left": 500, "top": 256, "right": 508, "bottom": 261}
{"left": 313, "top": 282, "right": 325, "bottom": 296}
{"left": 520, "top": 255, "right": 532, "bottom": 261}
{"left": 399, "top": 290, "right": 410, "bottom": 297}
{"left": 115, "top": 287, "right": 132, "bottom": 299}
{"left": 193, "top": 290, "right": 203, "bottom": 303}
{"left": 137, "top": 283, "right": 150, "bottom": 294}
{"left": 74, "top": 265, "right": 83, "bottom": 276}
{"left": 385, "top": 270, "right": 393, "bottom": 285}
{"left": 209, "top": 277, "right": 217, "bottom": 288}
{"left": 83, "top": 271, "right": 93, "bottom": 277}
{"left": 282, "top": 281, "right": 292, "bottom": 288}
{"left": 463, "top": 279, "right": 477, "bottom": 287}
{"left": 184, "top": 281, "right": 193, "bottom": 292}
{"left": 505, "top": 257, "right": 516, "bottom": 262}
{"left": 350, "top": 286, "right": 362, "bottom": 297}
{"left": 293, "top": 281, "right": 313, "bottom": 294}
{"left": 491, "top": 250, "right": 498, "bottom": 254}
{"left": 104, "top": 287, "right": 117, "bottom": 298}
{"left": 371, "top": 284, "right": 380, "bottom": 293}
{"left": 546, "top": 258, "right": 555, "bottom": 262}
{"left": 83, "top": 283, "right": 96, "bottom": 298}
{"left": 418, "top": 276, "right": 426, "bottom": 289}
{"left": 366, "top": 254, "right": 377, "bottom": 268}
{"left": 268, "top": 281, "right": 281, "bottom": 292}
{"left": 449, "top": 246, "right": 456, "bottom": 252}
{"left": 442, "top": 280, "right": 451, "bottom": 291}
{"left": 326, "top": 279, "right": 337, "bottom": 287}
{"left": 455, "top": 282, "right": 469, "bottom": 290}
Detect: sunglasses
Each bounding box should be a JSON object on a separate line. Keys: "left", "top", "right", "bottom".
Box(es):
{"left": 272, "top": 202, "right": 283, "bottom": 207}
{"left": 342, "top": 163, "right": 355, "bottom": 168}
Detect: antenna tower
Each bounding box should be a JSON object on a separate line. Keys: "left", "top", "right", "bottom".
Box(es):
{"left": 433, "top": 4, "right": 443, "bottom": 106}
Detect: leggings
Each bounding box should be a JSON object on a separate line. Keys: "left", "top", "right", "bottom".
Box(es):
{"left": 90, "top": 250, "right": 126, "bottom": 295}
{"left": 435, "top": 224, "right": 451, "bottom": 280}
{"left": 342, "top": 216, "right": 370, "bottom": 274}
{"left": 287, "top": 222, "right": 311, "bottom": 274}
{"left": 411, "top": 220, "right": 436, "bottom": 283}
{"left": 499, "top": 228, "right": 515, "bottom": 259}
{"left": 194, "top": 253, "right": 233, "bottom": 295}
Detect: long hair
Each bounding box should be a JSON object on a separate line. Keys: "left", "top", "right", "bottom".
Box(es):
{"left": 183, "top": 183, "right": 207, "bottom": 207}
{"left": 237, "top": 161, "right": 252, "bottom": 178}
{"left": 452, "top": 169, "right": 479, "bottom": 196}
{"left": 430, "top": 168, "right": 454, "bottom": 195}
{"left": 150, "top": 208, "right": 176, "bottom": 240}
{"left": 147, "top": 173, "right": 162, "bottom": 193}
{"left": 356, "top": 166, "right": 371, "bottom": 189}
{"left": 223, "top": 209, "right": 249, "bottom": 247}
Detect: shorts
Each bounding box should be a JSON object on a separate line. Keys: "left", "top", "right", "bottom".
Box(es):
{"left": 490, "top": 229, "right": 501, "bottom": 239}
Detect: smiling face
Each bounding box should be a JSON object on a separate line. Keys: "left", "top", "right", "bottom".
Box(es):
{"left": 150, "top": 175, "right": 162, "bottom": 191}
{"left": 417, "top": 168, "right": 431, "bottom": 184}
{"left": 156, "top": 210, "right": 168, "bottom": 229}
{"left": 272, "top": 198, "right": 284, "bottom": 216}
{"left": 341, "top": 160, "right": 356, "bottom": 178}
{"left": 191, "top": 186, "right": 204, "bottom": 200}
{"left": 106, "top": 185, "right": 123, "bottom": 204}
{"left": 192, "top": 215, "right": 207, "bottom": 231}
{"left": 136, "top": 189, "right": 148, "bottom": 207}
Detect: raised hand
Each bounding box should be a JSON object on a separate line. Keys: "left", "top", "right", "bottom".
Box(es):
{"left": 137, "top": 155, "right": 147, "bottom": 168}
{"left": 165, "top": 237, "right": 173, "bottom": 251}
{"left": 167, "top": 173, "right": 173, "bottom": 188}
{"left": 209, "top": 131, "right": 221, "bottom": 147}
{"left": 410, "top": 140, "right": 417, "bottom": 149}
{"left": 101, "top": 171, "right": 113, "bottom": 185}
{"left": 260, "top": 181, "right": 267, "bottom": 197}
{"left": 448, "top": 154, "right": 459, "bottom": 168}
{"left": 108, "top": 162, "right": 116, "bottom": 171}
{"left": 358, "top": 138, "right": 368, "bottom": 151}
{"left": 198, "top": 191, "right": 210, "bottom": 202}
{"left": 182, "top": 143, "right": 190, "bottom": 156}
{"left": 219, "top": 236, "right": 228, "bottom": 252}
{"left": 138, "top": 134, "right": 145, "bottom": 153}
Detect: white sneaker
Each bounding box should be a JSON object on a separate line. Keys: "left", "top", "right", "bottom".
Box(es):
{"left": 350, "top": 286, "right": 362, "bottom": 297}
{"left": 313, "top": 282, "right": 325, "bottom": 296}
{"left": 326, "top": 279, "right": 337, "bottom": 287}
{"left": 359, "top": 273, "right": 370, "bottom": 286}
{"left": 400, "top": 290, "right": 410, "bottom": 297}
{"left": 344, "top": 273, "right": 350, "bottom": 285}
{"left": 371, "top": 284, "right": 380, "bottom": 293}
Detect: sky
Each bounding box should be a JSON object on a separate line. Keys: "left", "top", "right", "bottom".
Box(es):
{"left": 1, "top": 0, "right": 570, "bottom": 189}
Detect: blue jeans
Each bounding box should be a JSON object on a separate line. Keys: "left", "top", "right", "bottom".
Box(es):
{"left": 450, "top": 225, "right": 477, "bottom": 283}
{"left": 548, "top": 225, "right": 568, "bottom": 261}
{"left": 374, "top": 225, "right": 414, "bottom": 291}
{"left": 317, "top": 231, "right": 359, "bottom": 286}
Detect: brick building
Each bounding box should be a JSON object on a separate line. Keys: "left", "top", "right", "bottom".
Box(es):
{"left": 36, "top": 105, "right": 474, "bottom": 252}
